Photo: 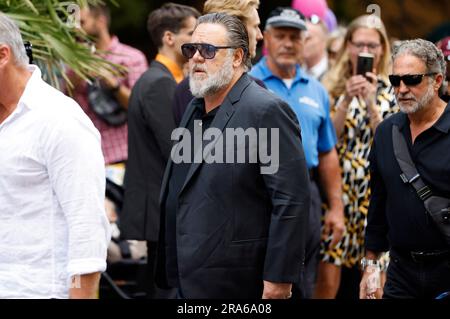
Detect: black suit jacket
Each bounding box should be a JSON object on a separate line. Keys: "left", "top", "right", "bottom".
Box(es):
{"left": 157, "top": 73, "right": 311, "bottom": 298}
{"left": 121, "top": 61, "right": 176, "bottom": 241}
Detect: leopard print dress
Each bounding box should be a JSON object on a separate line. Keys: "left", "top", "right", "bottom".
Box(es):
{"left": 321, "top": 78, "right": 397, "bottom": 268}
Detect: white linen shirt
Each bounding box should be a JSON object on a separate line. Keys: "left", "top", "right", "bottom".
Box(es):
{"left": 0, "top": 66, "right": 111, "bottom": 298}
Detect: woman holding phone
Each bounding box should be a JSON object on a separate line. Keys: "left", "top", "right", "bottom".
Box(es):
{"left": 315, "top": 14, "right": 397, "bottom": 298}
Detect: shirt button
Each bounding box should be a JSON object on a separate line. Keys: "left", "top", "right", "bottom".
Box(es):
{"left": 198, "top": 121, "right": 203, "bottom": 127}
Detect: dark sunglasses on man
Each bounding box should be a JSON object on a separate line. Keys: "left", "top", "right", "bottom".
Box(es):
{"left": 181, "top": 43, "right": 240, "bottom": 59}
{"left": 388, "top": 73, "right": 436, "bottom": 87}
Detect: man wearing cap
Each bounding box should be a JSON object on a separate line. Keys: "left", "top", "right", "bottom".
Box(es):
{"left": 437, "top": 36, "right": 450, "bottom": 102}
{"left": 250, "top": 7, "right": 345, "bottom": 299}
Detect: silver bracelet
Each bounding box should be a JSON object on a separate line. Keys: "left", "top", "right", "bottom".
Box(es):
{"left": 360, "top": 257, "right": 381, "bottom": 271}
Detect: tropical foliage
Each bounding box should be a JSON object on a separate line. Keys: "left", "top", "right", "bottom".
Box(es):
{"left": 0, "top": 0, "right": 118, "bottom": 89}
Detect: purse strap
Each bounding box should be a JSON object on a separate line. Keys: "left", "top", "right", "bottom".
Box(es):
{"left": 391, "top": 124, "right": 433, "bottom": 201}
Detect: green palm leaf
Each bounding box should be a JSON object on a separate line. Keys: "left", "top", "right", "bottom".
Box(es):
{"left": 0, "top": 0, "right": 122, "bottom": 90}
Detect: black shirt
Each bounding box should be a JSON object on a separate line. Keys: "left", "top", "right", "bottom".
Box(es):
{"left": 366, "top": 101, "right": 450, "bottom": 252}
{"left": 164, "top": 99, "right": 221, "bottom": 287}
{"left": 441, "top": 93, "right": 450, "bottom": 103}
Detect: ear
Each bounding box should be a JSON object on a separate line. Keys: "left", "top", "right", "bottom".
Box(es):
{"left": 162, "top": 30, "right": 175, "bottom": 47}
{"left": 434, "top": 73, "right": 444, "bottom": 91}
{"left": 0, "top": 45, "right": 11, "bottom": 68}
{"left": 233, "top": 48, "right": 245, "bottom": 68}
{"left": 98, "top": 14, "right": 108, "bottom": 29}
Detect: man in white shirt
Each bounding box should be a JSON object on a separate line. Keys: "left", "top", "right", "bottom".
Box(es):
{"left": 0, "top": 12, "right": 110, "bottom": 298}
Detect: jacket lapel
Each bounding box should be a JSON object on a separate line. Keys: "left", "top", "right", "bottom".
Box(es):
{"left": 159, "top": 99, "right": 198, "bottom": 205}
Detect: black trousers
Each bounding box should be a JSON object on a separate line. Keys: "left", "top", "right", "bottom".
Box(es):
{"left": 383, "top": 249, "right": 450, "bottom": 299}
{"left": 292, "top": 180, "right": 322, "bottom": 299}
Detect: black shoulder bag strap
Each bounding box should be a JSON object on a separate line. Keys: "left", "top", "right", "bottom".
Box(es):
{"left": 392, "top": 124, "right": 450, "bottom": 244}
{"left": 391, "top": 125, "right": 432, "bottom": 200}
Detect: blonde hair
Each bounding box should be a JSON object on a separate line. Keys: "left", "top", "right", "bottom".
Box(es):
{"left": 203, "top": 0, "right": 259, "bottom": 23}
{"left": 322, "top": 15, "right": 391, "bottom": 103}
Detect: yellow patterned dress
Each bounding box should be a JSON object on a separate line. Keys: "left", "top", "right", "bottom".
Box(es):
{"left": 321, "top": 78, "right": 398, "bottom": 268}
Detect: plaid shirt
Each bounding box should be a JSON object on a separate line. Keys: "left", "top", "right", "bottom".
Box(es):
{"left": 73, "top": 36, "right": 148, "bottom": 164}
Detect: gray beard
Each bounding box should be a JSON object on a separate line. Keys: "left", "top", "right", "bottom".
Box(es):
{"left": 398, "top": 84, "right": 435, "bottom": 114}
{"left": 190, "top": 53, "right": 234, "bottom": 98}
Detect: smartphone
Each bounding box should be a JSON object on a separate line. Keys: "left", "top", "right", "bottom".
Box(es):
{"left": 356, "top": 52, "right": 374, "bottom": 78}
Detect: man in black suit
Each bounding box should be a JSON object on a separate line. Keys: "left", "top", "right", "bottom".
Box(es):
{"left": 120, "top": 3, "right": 199, "bottom": 298}
{"left": 156, "top": 13, "right": 311, "bottom": 299}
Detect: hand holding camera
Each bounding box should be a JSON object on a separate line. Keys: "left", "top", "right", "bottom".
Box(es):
{"left": 345, "top": 53, "right": 377, "bottom": 106}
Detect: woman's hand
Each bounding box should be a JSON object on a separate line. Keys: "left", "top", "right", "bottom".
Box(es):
{"left": 361, "top": 72, "right": 378, "bottom": 106}
{"left": 344, "top": 72, "right": 377, "bottom": 106}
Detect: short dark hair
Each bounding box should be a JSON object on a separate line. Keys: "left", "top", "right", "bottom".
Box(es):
{"left": 147, "top": 3, "right": 200, "bottom": 49}
{"left": 197, "top": 13, "right": 251, "bottom": 70}
{"left": 88, "top": 4, "right": 111, "bottom": 27}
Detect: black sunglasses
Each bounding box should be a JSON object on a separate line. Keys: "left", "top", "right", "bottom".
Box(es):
{"left": 181, "top": 43, "right": 239, "bottom": 59}
{"left": 388, "top": 73, "right": 436, "bottom": 87}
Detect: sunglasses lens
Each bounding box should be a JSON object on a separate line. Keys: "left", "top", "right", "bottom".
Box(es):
{"left": 389, "top": 75, "right": 401, "bottom": 87}
{"left": 182, "top": 43, "right": 222, "bottom": 59}
{"left": 181, "top": 44, "right": 196, "bottom": 59}
{"left": 199, "top": 44, "right": 216, "bottom": 59}
{"left": 389, "top": 74, "right": 424, "bottom": 87}
{"left": 403, "top": 75, "right": 422, "bottom": 86}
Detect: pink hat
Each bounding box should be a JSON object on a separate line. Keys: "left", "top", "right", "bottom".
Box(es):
{"left": 291, "top": 0, "right": 328, "bottom": 21}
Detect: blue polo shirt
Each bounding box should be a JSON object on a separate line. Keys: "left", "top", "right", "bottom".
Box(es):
{"left": 250, "top": 57, "right": 337, "bottom": 168}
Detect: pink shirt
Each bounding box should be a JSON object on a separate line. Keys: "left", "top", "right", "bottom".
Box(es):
{"left": 73, "top": 36, "right": 148, "bottom": 164}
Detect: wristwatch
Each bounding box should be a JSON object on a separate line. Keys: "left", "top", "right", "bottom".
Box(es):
{"left": 360, "top": 257, "right": 380, "bottom": 271}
